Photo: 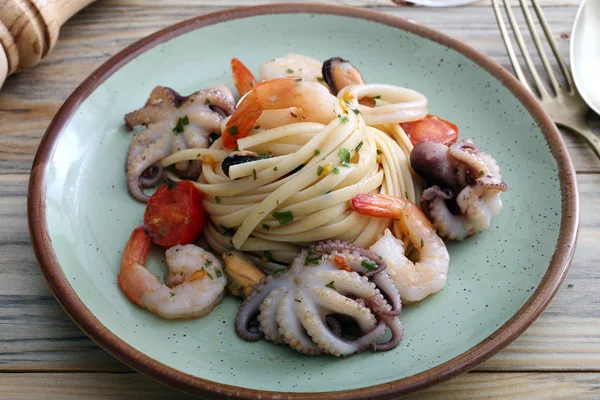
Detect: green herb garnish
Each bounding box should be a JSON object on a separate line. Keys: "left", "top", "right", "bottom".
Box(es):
{"left": 317, "top": 165, "right": 324, "bottom": 176}
{"left": 205, "top": 259, "right": 212, "bottom": 268}
{"left": 314, "top": 149, "right": 320, "bottom": 157}
{"left": 264, "top": 250, "right": 274, "bottom": 262}
{"left": 172, "top": 115, "right": 190, "bottom": 134}
{"left": 295, "top": 77, "right": 303, "bottom": 82}
{"left": 273, "top": 211, "right": 294, "bottom": 225}
{"left": 361, "top": 259, "right": 378, "bottom": 272}
{"left": 304, "top": 255, "right": 323, "bottom": 266}
{"left": 205, "top": 98, "right": 211, "bottom": 105}
{"left": 374, "top": 95, "right": 381, "bottom": 99}
{"left": 377, "top": 149, "right": 383, "bottom": 155}
{"left": 331, "top": 167, "right": 340, "bottom": 174}
{"left": 405, "top": 191, "right": 409, "bottom": 199}
{"left": 253, "top": 169, "right": 257, "bottom": 181}
{"left": 215, "top": 269, "right": 223, "bottom": 278}
{"left": 317, "top": 77, "right": 325, "bottom": 82}
{"left": 273, "top": 268, "right": 286, "bottom": 277}
{"left": 220, "top": 225, "right": 236, "bottom": 236}
{"left": 351, "top": 108, "right": 360, "bottom": 114}
{"left": 338, "top": 148, "right": 351, "bottom": 167}
{"left": 215, "top": 196, "right": 221, "bottom": 204}
{"left": 355, "top": 141, "right": 363, "bottom": 152}
{"left": 257, "top": 153, "right": 273, "bottom": 159}
{"left": 227, "top": 125, "right": 239, "bottom": 136}
{"left": 325, "top": 281, "right": 336, "bottom": 289}
{"left": 274, "top": 166, "right": 278, "bottom": 171}
{"left": 421, "top": 238, "right": 425, "bottom": 248}
{"left": 262, "top": 223, "right": 270, "bottom": 230}
{"left": 170, "top": 292, "right": 176, "bottom": 297}
{"left": 338, "top": 114, "right": 349, "bottom": 124}
{"left": 479, "top": 170, "right": 485, "bottom": 176}
{"left": 286, "top": 68, "right": 294, "bottom": 74}
{"left": 206, "top": 271, "right": 214, "bottom": 279}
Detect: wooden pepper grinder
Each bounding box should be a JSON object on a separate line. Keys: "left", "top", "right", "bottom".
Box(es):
{"left": 0, "top": 0, "right": 97, "bottom": 88}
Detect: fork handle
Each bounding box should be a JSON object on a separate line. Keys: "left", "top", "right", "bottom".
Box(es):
{"left": 0, "top": 0, "right": 97, "bottom": 89}
{"left": 558, "top": 122, "right": 600, "bottom": 160}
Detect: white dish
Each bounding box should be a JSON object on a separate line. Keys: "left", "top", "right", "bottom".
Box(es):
{"left": 571, "top": 0, "right": 600, "bottom": 115}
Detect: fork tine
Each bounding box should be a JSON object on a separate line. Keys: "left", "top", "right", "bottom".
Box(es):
{"left": 501, "top": 0, "right": 550, "bottom": 98}
{"left": 530, "top": 0, "right": 575, "bottom": 92}
{"left": 491, "top": 0, "right": 532, "bottom": 93}
{"left": 518, "top": 0, "right": 561, "bottom": 94}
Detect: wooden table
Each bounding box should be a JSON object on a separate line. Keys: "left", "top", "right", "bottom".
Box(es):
{"left": 1, "top": 0, "right": 597, "bottom": 398}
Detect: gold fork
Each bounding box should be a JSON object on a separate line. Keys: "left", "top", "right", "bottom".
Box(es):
{"left": 492, "top": 0, "right": 600, "bottom": 159}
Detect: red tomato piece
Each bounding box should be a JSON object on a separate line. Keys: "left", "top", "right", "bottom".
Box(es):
{"left": 400, "top": 114, "right": 459, "bottom": 146}
{"left": 143, "top": 181, "right": 205, "bottom": 248}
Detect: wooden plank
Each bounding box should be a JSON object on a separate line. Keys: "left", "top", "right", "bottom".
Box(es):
{"left": 0, "top": 371, "right": 598, "bottom": 399}
{"left": 0, "top": 173, "right": 598, "bottom": 372}
{"left": 2, "top": 5, "right": 598, "bottom": 174}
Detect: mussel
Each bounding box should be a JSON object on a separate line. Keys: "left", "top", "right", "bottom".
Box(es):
{"left": 222, "top": 250, "right": 266, "bottom": 298}
{"left": 322, "top": 57, "right": 374, "bottom": 106}
{"left": 221, "top": 151, "right": 260, "bottom": 177}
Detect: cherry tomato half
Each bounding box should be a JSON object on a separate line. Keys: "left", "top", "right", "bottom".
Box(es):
{"left": 400, "top": 114, "right": 459, "bottom": 146}
{"left": 143, "top": 181, "right": 205, "bottom": 248}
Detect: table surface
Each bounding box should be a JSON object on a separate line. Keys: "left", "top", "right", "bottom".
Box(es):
{"left": 1, "top": 0, "right": 598, "bottom": 399}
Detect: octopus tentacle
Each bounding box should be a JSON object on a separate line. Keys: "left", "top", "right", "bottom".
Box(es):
{"left": 325, "top": 315, "right": 342, "bottom": 337}
{"left": 258, "top": 287, "right": 288, "bottom": 344}
{"left": 370, "top": 273, "right": 402, "bottom": 316}
{"left": 372, "top": 314, "right": 405, "bottom": 352}
{"left": 139, "top": 163, "right": 163, "bottom": 188}
{"left": 277, "top": 293, "right": 322, "bottom": 355}
{"left": 235, "top": 273, "right": 284, "bottom": 342}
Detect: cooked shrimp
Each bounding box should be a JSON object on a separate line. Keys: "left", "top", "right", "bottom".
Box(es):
{"left": 118, "top": 227, "right": 226, "bottom": 319}
{"left": 221, "top": 77, "right": 341, "bottom": 149}
{"left": 260, "top": 53, "right": 323, "bottom": 82}
{"left": 351, "top": 194, "right": 450, "bottom": 302}
{"left": 231, "top": 58, "right": 258, "bottom": 97}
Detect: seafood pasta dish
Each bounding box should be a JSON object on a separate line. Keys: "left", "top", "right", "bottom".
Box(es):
{"left": 119, "top": 54, "right": 508, "bottom": 357}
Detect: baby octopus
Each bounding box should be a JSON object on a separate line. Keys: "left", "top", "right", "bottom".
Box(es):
{"left": 235, "top": 242, "right": 404, "bottom": 357}
{"left": 410, "top": 139, "right": 508, "bottom": 240}
{"left": 125, "top": 85, "right": 236, "bottom": 202}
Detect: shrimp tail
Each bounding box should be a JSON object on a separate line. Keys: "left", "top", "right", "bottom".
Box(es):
{"left": 351, "top": 194, "right": 406, "bottom": 219}
{"left": 231, "top": 58, "right": 258, "bottom": 97}
{"left": 119, "top": 226, "right": 151, "bottom": 306}
{"left": 222, "top": 91, "right": 261, "bottom": 149}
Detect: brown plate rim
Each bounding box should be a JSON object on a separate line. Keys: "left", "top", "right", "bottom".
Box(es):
{"left": 27, "top": 4, "right": 579, "bottom": 399}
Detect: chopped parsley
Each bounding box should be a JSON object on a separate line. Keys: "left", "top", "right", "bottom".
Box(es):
{"left": 338, "top": 148, "right": 351, "bottom": 167}
{"left": 252, "top": 169, "right": 257, "bottom": 181}
{"left": 273, "top": 211, "right": 294, "bottom": 225}
{"left": 337, "top": 114, "right": 349, "bottom": 124}
{"left": 273, "top": 166, "right": 278, "bottom": 171}
{"left": 227, "top": 125, "right": 239, "bottom": 136}
{"left": 361, "top": 259, "right": 378, "bottom": 272}
{"left": 376, "top": 149, "right": 383, "bottom": 155}
{"left": 374, "top": 95, "right": 381, "bottom": 99}
{"left": 295, "top": 77, "right": 304, "bottom": 82}
{"left": 215, "top": 196, "right": 221, "bottom": 204}
{"left": 169, "top": 292, "right": 176, "bottom": 297}
{"left": 204, "top": 98, "right": 211, "bottom": 105}
{"left": 405, "top": 191, "right": 409, "bottom": 199}
{"left": 262, "top": 223, "right": 270, "bottom": 230}
{"left": 172, "top": 115, "right": 190, "bottom": 134}
{"left": 344, "top": 100, "right": 352, "bottom": 106}
{"left": 351, "top": 108, "right": 360, "bottom": 114}
{"left": 206, "top": 271, "right": 214, "bottom": 279}
{"left": 264, "top": 250, "right": 274, "bottom": 262}
{"left": 421, "top": 238, "right": 425, "bottom": 248}
{"left": 304, "top": 255, "right": 323, "bottom": 266}
{"left": 355, "top": 141, "right": 364, "bottom": 152}
{"left": 286, "top": 68, "right": 294, "bottom": 74}
{"left": 325, "top": 281, "right": 336, "bottom": 289}
{"left": 220, "top": 225, "right": 236, "bottom": 236}
{"left": 317, "top": 77, "right": 325, "bottom": 82}
{"left": 479, "top": 170, "right": 485, "bottom": 176}
{"left": 331, "top": 167, "right": 340, "bottom": 175}
{"left": 273, "top": 268, "right": 286, "bottom": 277}
{"left": 314, "top": 149, "right": 320, "bottom": 157}
{"left": 215, "top": 269, "right": 223, "bottom": 278}
{"left": 257, "top": 153, "right": 273, "bottom": 159}
{"left": 567, "top": 284, "right": 574, "bottom": 288}
{"left": 205, "top": 259, "right": 212, "bottom": 268}
{"left": 317, "top": 165, "right": 324, "bottom": 176}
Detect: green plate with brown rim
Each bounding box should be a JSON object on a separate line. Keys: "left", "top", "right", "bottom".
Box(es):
{"left": 28, "top": 4, "right": 578, "bottom": 399}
